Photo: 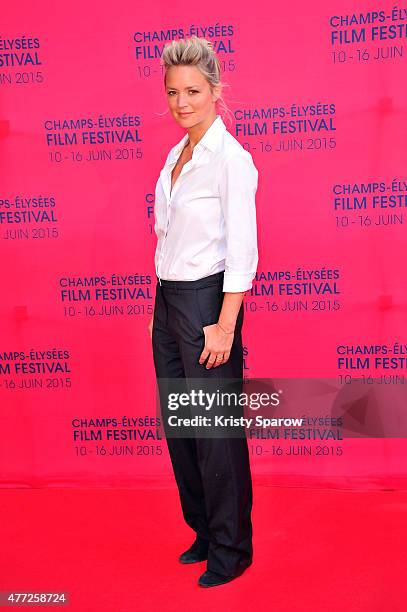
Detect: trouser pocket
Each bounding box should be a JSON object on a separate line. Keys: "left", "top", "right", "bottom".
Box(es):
{"left": 195, "top": 284, "right": 224, "bottom": 330}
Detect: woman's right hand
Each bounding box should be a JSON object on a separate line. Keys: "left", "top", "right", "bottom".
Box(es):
{"left": 147, "top": 315, "right": 154, "bottom": 338}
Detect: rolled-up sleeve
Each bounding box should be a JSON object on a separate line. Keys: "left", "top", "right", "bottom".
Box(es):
{"left": 218, "top": 151, "right": 259, "bottom": 292}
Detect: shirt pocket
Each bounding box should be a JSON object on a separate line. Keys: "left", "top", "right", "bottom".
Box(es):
{"left": 179, "top": 188, "right": 220, "bottom": 208}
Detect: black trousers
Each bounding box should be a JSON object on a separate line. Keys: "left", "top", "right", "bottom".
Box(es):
{"left": 152, "top": 271, "right": 253, "bottom": 577}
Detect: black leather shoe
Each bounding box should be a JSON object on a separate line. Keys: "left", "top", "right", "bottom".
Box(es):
{"left": 198, "top": 561, "right": 252, "bottom": 587}
{"left": 179, "top": 536, "right": 209, "bottom": 564}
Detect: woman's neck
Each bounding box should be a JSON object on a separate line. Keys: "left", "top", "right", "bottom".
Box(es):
{"left": 186, "top": 113, "right": 217, "bottom": 150}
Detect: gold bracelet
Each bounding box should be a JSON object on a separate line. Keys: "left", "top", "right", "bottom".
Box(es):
{"left": 217, "top": 321, "right": 235, "bottom": 334}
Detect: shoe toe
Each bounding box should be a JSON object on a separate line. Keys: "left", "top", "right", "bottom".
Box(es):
{"left": 179, "top": 550, "right": 207, "bottom": 564}
{"left": 198, "top": 570, "right": 234, "bottom": 587}
{"left": 179, "top": 538, "right": 209, "bottom": 564}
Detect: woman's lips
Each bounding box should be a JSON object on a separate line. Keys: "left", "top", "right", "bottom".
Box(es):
{"left": 179, "top": 112, "right": 193, "bottom": 117}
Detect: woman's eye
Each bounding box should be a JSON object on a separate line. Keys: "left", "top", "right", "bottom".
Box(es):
{"left": 167, "top": 90, "right": 198, "bottom": 96}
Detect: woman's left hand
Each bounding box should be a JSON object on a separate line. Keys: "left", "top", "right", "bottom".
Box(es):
{"left": 199, "top": 324, "right": 234, "bottom": 369}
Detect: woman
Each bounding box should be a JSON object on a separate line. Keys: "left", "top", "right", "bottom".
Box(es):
{"left": 148, "top": 36, "right": 259, "bottom": 588}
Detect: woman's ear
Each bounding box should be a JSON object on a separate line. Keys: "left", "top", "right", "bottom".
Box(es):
{"left": 212, "top": 84, "right": 222, "bottom": 103}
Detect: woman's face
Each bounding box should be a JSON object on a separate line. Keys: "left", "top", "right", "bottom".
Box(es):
{"left": 165, "top": 65, "right": 220, "bottom": 129}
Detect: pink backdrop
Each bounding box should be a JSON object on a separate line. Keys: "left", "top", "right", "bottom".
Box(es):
{"left": 1, "top": 0, "right": 407, "bottom": 489}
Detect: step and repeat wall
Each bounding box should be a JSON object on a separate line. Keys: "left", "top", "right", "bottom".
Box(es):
{"left": 1, "top": 1, "right": 407, "bottom": 488}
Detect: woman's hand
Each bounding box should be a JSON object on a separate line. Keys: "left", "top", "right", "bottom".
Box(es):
{"left": 147, "top": 315, "right": 154, "bottom": 339}
{"left": 199, "top": 323, "right": 234, "bottom": 369}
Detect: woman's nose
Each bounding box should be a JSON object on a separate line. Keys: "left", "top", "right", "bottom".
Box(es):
{"left": 176, "top": 94, "right": 188, "bottom": 108}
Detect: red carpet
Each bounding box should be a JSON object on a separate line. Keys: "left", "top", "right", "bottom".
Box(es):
{"left": 1, "top": 484, "right": 406, "bottom": 611}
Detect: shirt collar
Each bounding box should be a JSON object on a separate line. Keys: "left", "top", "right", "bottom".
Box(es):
{"left": 168, "top": 114, "right": 226, "bottom": 164}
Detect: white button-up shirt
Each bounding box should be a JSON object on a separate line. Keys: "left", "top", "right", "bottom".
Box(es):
{"left": 153, "top": 115, "right": 259, "bottom": 293}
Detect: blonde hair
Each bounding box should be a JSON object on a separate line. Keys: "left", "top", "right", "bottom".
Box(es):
{"left": 161, "top": 36, "right": 233, "bottom": 126}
